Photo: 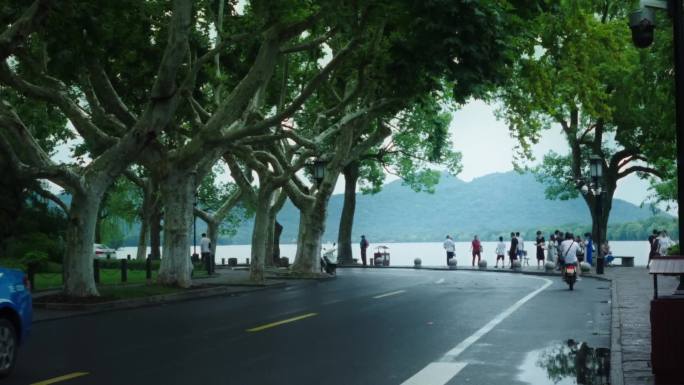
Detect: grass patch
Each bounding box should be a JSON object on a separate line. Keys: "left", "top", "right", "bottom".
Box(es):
{"left": 33, "top": 267, "right": 210, "bottom": 291}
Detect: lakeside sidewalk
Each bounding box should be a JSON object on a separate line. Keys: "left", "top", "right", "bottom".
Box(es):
{"left": 604, "top": 267, "right": 679, "bottom": 385}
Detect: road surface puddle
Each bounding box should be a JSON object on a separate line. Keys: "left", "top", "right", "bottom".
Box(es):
{"left": 517, "top": 340, "right": 610, "bottom": 384}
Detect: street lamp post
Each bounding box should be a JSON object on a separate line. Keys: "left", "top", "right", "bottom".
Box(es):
{"left": 193, "top": 191, "right": 198, "bottom": 259}
{"left": 590, "top": 155, "right": 604, "bottom": 275}
{"left": 312, "top": 159, "right": 327, "bottom": 187}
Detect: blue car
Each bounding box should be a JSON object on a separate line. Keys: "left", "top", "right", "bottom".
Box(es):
{"left": 0, "top": 267, "right": 32, "bottom": 378}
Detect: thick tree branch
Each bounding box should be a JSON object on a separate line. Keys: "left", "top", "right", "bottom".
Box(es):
{"left": 0, "top": 62, "right": 116, "bottom": 152}
{"left": 32, "top": 185, "right": 68, "bottom": 213}
{"left": 618, "top": 165, "right": 664, "bottom": 179}
{"left": 87, "top": 61, "right": 138, "bottom": 127}
{"left": 280, "top": 27, "right": 337, "bottom": 54}
{"left": 150, "top": 0, "right": 193, "bottom": 101}
{"left": 0, "top": 0, "right": 52, "bottom": 61}
{"left": 82, "top": 77, "right": 128, "bottom": 137}
{"left": 123, "top": 169, "right": 146, "bottom": 189}
{"left": 227, "top": 36, "right": 360, "bottom": 139}
{"left": 214, "top": 189, "right": 243, "bottom": 221}
{"left": 284, "top": 179, "right": 314, "bottom": 209}
{"left": 194, "top": 207, "right": 213, "bottom": 224}
{"left": 0, "top": 128, "right": 82, "bottom": 192}
{"left": 224, "top": 154, "right": 255, "bottom": 201}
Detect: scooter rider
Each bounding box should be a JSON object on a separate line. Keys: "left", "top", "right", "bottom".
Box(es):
{"left": 558, "top": 232, "right": 581, "bottom": 278}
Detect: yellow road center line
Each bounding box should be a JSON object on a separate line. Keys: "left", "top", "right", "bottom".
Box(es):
{"left": 373, "top": 289, "right": 406, "bottom": 299}
{"left": 31, "top": 372, "right": 89, "bottom": 385}
{"left": 246, "top": 312, "right": 318, "bottom": 332}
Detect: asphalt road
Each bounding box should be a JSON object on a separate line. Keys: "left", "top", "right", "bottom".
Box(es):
{"left": 10, "top": 269, "right": 611, "bottom": 385}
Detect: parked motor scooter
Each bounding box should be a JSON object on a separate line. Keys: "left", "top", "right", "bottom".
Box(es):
{"left": 563, "top": 264, "right": 577, "bottom": 290}
{"left": 320, "top": 256, "right": 337, "bottom": 275}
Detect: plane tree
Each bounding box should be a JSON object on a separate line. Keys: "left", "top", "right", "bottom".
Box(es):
{"left": 285, "top": 0, "right": 539, "bottom": 270}
{"left": 0, "top": 0, "right": 195, "bottom": 296}
{"left": 496, "top": 2, "right": 671, "bottom": 246}
{"left": 336, "top": 95, "right": 461, "bottom": 263}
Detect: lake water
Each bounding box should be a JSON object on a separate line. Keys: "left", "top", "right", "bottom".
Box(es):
{"left": 116, "top": 240, "right": 652, "bottom": 267}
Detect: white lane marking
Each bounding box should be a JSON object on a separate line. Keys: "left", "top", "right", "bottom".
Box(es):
{"left": 373, "top": 290, "right": 406, "bottom": 299}
{"left": 443, "top": 277, "right": 553, "bottom": 359}
{"left": 399, "top": 276, "right": 552, "bottom": 385}
{"left": 435, "top": 278, "right": 445, "bottom": 284}
{"left": 400, "top": 362, "right": 467, "bottom": 385}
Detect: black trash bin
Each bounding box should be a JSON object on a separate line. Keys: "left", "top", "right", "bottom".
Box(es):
{"left": 650, "top": 256, "right": 684, "bottom": 385}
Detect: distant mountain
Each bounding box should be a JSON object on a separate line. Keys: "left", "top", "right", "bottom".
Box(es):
{"left": 221, "top": 171, "right": 662, "bottom": 244}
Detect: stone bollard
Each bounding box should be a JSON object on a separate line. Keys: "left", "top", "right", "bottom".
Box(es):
{"left": 228, "top": 258, "right": 237, "bottom": 267}
{"left": 512, "top": 260, "right": 522, "bottom": 271}
{"left": 121, "top": 259, "right": 128, "bottom": 282}
{"left": 127, "top": 254, "right": 131, "bottom": 261}
{"left": 246, "top": 258, "right": 250, "bottom": 265}
{"left": 478, "top": 260, "right": 487, "bottom": 269}
{"left": 544, "top": 261, "right": 556, "bottom": 272}
{"left": 145, "top": 257, "right": 152, "bottom": 280}
{"left": 414, "top": 258, "right": 422, "bottom": 269}
{"left": 93, "top": 259, "right": 100, "bottom": 284}
{"left": 27, "top": 263, "right": 36, "bottom": 291}
{"left": 580, "top": 262, "right": 591, "bottom": 273}
{"left": 221, "top": 258, "right": 225, "bottom": 266}
{"left": 448, "top": 258, "right": 457, "bottom": 270}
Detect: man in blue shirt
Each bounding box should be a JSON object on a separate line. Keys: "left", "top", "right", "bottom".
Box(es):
{"left": 585, "top": 233, "right": 593, "bottom": 265}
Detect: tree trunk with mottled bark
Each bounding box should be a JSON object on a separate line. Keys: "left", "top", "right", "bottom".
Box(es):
{"left": 136, "top": 218, "right": 148, "bottom": 261}
{"left": 273, "top": 220, "right": 283, "bottom": 264}
{"left": 250, "top": 189, "right": 273, "bottom": 282}
{"left": 63, "top": 190, "right": 102, "bottom": 296}
{"left": 207, "top": 219, "right": 219, "bottom": 260}
{"left": 264, "top": 214, "right": 276, "bottom": 268}
{"left": 158, "top": 171, "right": 194, "bottom": 287}
{"left": 150, "top": 204, "right": 162, "bottom": 260}
{"left": 337, "top": 161, "right": 359, "bottom": 264}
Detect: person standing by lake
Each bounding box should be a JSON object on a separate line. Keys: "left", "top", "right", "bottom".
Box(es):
{"left": 535, "top": 231, "right": 545, "bottom": 268}
{"left": 509, "top": 232, "right": 519, "bottom": 269}
{"left": 471, "top": 235, "right": 482, "bottom": 267}
{"left": 658, "top": 231, "right": 672, "bottom": 256}
{"left": 516, "top": 232, "right": 525, "bottom": 263}
{"left": 547, "top": 234, "right": 557, "bottom": 263}
{"left": 584, "top": 233, "right": 593, "bottom": 266}
{"left": 602, "top": 241, "right": 614, "bottom": 266}
{"left": 575, "top": 235, "right": 585, "bottom": 263}
{"left": 200, "top": 233, "right": 212, "bottom": 273}
{"left": 360, "top": 235, "right": 369, "bottom": 266}
{"left": 495, "top": 236, "right": 506, "bottom": 268}
{"left": 443, "top": 235, "right": 456, "bottom": 265}
{"left": 555, "top": 230, "right": 563, "bottom": 247}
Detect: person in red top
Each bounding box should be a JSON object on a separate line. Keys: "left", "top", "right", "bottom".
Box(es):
{"left": 471, "top": 235, "right": 482, "bottom": 267}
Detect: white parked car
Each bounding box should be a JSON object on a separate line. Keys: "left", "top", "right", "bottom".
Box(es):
{"left": 93, "top": 244, "right": 116, "bottom": 259}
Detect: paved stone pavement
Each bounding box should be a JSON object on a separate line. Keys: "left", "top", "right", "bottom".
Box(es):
{"left": 604, "top": 266, "right": 680, "bottom": 385}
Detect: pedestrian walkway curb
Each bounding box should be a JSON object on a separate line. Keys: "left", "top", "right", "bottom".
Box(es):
{"left": 610, "top": 277, "right": 624, "bottom": 385}
{"left": 33, "top": 282, "right": 287, "bottom": 322}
